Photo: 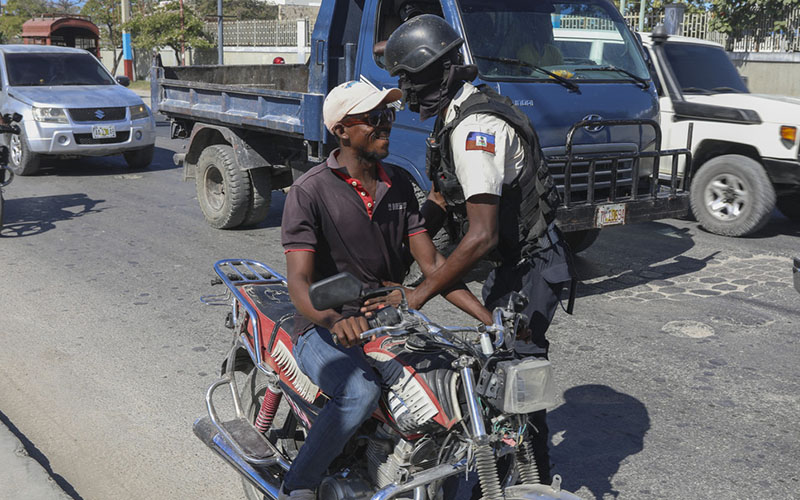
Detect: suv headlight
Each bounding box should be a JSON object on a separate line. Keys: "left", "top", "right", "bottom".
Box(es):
{"left": 32, "top": 107, "right": 68, "bottom": 124}
{"left": 129, "top": 104, "right": 150, "bottom": 120}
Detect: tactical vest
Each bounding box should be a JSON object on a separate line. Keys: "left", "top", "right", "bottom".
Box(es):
{"left": 427, "top": 84, "right": 561, "bottom": 262}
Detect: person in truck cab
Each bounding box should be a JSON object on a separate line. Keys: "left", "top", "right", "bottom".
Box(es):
{"left": 384, "top": 14, "right": 576, "bottom": 484}
{"left": 279, "top": 80, "right": 491, "bottom": 499}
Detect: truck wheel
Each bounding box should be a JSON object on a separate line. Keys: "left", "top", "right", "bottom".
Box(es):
{"left": 689, "top": 155, "right": 775, "bottom": 237}
{"left": 776, "top": 193, "right": 800, "bottom": 223}
{"left": 403, "top": 174, "right": 454, "bottom": 287}
{"left": 196, "top": 144, "right": 251, "bottom": 229}
{"left": 8, "top": 128, "right": 41, "bottom": 176}
{"left": 563, "top": 229, "right": 601, "bottom": 253}
{"left": 123, "top": 145, "right": 154, "bottom": 170}
{"left": 240, "top": 168, "right": 272, "bottom": 227}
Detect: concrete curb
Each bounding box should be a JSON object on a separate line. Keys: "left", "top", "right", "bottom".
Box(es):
{"left": 0, "top": 422, "right": 71, "bottom": 499}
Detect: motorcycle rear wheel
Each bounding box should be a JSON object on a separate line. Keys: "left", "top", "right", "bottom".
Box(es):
{"left": 240, "top": 365, "right": 303, "bottom": 500}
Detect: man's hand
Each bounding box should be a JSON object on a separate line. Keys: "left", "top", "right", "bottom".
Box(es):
{"left": 361, "top": 281, "right": 422, "bottom": 313}
{"left": 330, "top": 315, "right": 370, "bottom": 347}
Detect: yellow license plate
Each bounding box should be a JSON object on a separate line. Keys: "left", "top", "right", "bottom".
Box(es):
{"left": 596, "top": 203, "right": 626, "bottom": 227}
{"left": 91, "top": 125, "right": 116, "bottom": 139}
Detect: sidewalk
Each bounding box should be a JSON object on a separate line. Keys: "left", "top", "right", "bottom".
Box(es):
{"left": 0, "top": 420, "right": 71, "bottom": 499}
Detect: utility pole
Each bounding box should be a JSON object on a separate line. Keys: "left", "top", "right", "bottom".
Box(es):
{"left": 620, "top": 0, "right": 627, "bottom": 24}
{"left": 638, "top": 0, "right": 646, "bottom": 32}
{"left": 179, "top": 0, "right": 186, "bottom": 65}
{"left": 217, "top": 0, "right": 224, "bottom": 64}
{"left": 121, "top": 0, "right": 133, "bottom": 79}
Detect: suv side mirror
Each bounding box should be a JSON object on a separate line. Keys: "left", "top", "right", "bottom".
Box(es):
{"left": 116, "top": 75, "right": 131, "bottom": 87}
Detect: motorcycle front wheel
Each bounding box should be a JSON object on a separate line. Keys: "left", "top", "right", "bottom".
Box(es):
{"left": 239, "top": 365, "right": 304, "bottom": 500}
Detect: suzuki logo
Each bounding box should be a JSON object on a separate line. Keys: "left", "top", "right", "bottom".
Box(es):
{"left": 582, "top": 114, "right": 604, "bottom": 133}
{"left": 94, "top": 109, "right": 105, "bottom": 119}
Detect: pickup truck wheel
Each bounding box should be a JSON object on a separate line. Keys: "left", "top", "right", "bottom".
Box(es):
{"left": 196, "top": 144, "right": 251, "bottom": 229}
{"left": 563, "top": 229, "right": 601, "bottom": 253}
{"left": 776, "top": 193, "right": 800, "bottom": 222}
{"left": 8, "top": 128, "right": 41, "bottom": 176}
{"left": 690, "top": 155, "right": 775, "bottom": 237}
{"left": 403, "top": 174, "right": 455, "bottom": 287}
{"left": 123, "top": 145, "right": 154, "bottom": 170}
{"left": 240, "top": 168, "right": 272, "bottom": 227}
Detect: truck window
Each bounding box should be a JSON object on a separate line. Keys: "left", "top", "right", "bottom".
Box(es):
{"left": 662, "top": 42, "right": 748, "bottom": 94}
{"left": 458, "top": 0, "right": 650, "bottom": 84}
{"left": 5, "top": 53, "right": 115, "bottom": 86}
{"left": 374, "top": 0, "right": 444, "bottom": 67}
{"left": 643, "top": 47, "right": 663, "bottom": 96}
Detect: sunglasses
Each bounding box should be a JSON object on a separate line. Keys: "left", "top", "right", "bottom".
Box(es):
{"left": 341, "top": 107, "right": 396, "bottom": 128}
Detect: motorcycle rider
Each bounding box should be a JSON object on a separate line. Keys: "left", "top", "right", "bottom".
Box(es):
{"left": 279, "top": 80, "right": 491, "bottom": 499}
{"left": 383, "top": 15, "right": 576, "bottom": 484}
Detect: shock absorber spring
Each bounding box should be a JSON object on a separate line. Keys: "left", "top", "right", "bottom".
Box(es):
{"left": 475, "top": 440, "right": 503, "bottom": 500}
{"left": 254, "top": 384, "right": 282, "bottom": 434}
{"left": 516, "top": 438, "right": 540, "bottom": 485}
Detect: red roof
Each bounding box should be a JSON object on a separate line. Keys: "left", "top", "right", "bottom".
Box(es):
{"left": 21, "top": 15, "right": 99, "bottom": 38}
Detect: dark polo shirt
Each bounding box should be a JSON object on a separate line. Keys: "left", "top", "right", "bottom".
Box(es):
{"left": 281, "top": 149, "right": 426, "bottom": 337}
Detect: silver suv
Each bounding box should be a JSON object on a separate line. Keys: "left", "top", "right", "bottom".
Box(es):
{"left": 0, "top": 45, "right": 156, "bottom": 175}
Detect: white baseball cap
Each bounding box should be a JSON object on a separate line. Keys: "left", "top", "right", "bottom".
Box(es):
{"left": 323, "top": 81, "right": 402, "bottom": 133}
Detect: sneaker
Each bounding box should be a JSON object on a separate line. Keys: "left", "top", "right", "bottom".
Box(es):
{"left": 278, "top": 483, "right": 315, "bottom": 500}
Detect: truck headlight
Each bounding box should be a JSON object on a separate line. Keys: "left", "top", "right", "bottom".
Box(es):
{"left": 129, "top": 104, "right": 150, "bottom": 120}
{"left": 32, "top": 107, "right": 68, "bottom": 124}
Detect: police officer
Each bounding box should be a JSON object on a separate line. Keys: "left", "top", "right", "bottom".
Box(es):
{"left": 384, "top": 14, "right": 576, "bottom": 485}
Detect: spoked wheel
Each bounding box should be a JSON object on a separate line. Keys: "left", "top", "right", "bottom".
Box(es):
{"left": 239, "top": 366, "right": 302, "bottom": 500}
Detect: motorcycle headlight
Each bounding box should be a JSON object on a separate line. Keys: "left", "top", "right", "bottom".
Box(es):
{"left": 129, "top": 104, "right": 150, "bottom": 120}
{"left": 477, "top": 358, "right": 558, "bottom": 414}
{"left": 32, "top": 107, "right": 68, "bottom": 124}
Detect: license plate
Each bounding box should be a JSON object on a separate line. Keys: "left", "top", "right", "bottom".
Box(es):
{"left": 596, "top": 203, "right": 627, "bottom": 227}
{"left": 91, "top": 125, "right": 116, "bottom": 139}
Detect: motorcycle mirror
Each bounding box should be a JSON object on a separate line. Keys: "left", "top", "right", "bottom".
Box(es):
{"left": 309, "top": 272, "right": 363, "bottom": 311}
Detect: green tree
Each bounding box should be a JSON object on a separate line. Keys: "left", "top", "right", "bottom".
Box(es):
{"left": 0, "top": 0, "right": 50, "bottom": 41}
{"left": 125, "top": 1, "right": 212, "bottom": 65}
{"left": 192, "top": 0, "right": 278, "bottom": 21}
{"left": 81, "top": 0, "right": 123, "bottom": 73}
{"left": 709, "top": 0, "right": 799, "bottom": 49}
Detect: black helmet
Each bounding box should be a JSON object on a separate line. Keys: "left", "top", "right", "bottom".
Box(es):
{"left": 384, "top": 14, "right": 464, "bottom": 76}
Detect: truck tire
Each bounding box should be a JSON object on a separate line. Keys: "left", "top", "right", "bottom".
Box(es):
{"left": 196, "top": 144, "right": 251, "bottom": 229}
{"left": 563, "top": 228, "right": 601, "bottom": 254}
{"left": 8, "top": 128, "right": 41, "bottom": 176}
{"left": 241, "top": 168, "right": 272, "bottom": 227}
{"left": 689, "top": 155, "right": 775, "bottom": 237}
{"left": 403, "top": 174, "right": 455, "bottom": 287}
{"left": 776, "top": 193, "right": 800, "bottom": 223}
{"left": 123, "top": 145, "right": 154, "bottom": 170}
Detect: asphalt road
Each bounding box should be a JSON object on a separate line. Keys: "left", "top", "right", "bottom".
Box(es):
{"left": 0, "top": 123, "right": 798, "bottom": 500}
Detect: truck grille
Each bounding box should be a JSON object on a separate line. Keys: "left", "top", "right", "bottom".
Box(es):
{"left": 547, "top": 156, "right": 654, "bottom": 204}
{"left": 74, "top": 131, "right": 130, "bottom": 144}
{"left": 68, "top": 107, "right": 126, "bottom": 122}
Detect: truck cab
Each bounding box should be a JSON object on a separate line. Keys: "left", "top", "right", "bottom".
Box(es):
{"left": 641, "top": 31, "right": 800, "bottom": 236}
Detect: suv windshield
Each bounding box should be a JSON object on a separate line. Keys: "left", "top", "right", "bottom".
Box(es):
{"left": 662, "top": 42, "right": 748, "bottom": 94}
{"left": 5, "top": 52, "right": 115, "bottom": 87}
{"left": 457, "top": 0, "right": 650, "bottom": 83}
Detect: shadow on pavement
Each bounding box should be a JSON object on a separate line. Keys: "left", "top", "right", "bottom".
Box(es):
{"left": 572, "top": 222, "right": 719, "bottom": 298}
{"left": 0, "top": 193, "right": 104, "bottom": 237}
{"left": 549, "top": 384, "right": 650, "bottom": 500}
{"left": 32, "top": 145, "right": 178, "bottom": 176}
{"left": 0, "top": 410, "right": 85, "bottom": 500}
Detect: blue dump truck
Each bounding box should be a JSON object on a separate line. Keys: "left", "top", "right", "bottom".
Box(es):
{"left": 153, "top": 0, "right": 691, "bottom": 252}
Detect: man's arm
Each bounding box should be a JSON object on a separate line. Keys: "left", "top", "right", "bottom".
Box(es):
{"left": 408, "top": 193, "right": 500, "bottom": 310}
{"left": 286, "top": 251, "right": 369, "bottom": 347}
{"left": 407, "top": 230, "right": 493, "bottom": 325}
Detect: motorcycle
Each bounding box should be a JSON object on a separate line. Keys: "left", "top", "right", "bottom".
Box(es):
{"left": 0, "top": 113, "right": 22, "bottom": 230}
{"left": 195, "top": 259, "right": 583, "bottom": 500}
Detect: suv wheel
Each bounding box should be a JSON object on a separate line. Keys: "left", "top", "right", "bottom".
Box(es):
{"left": 9, "top": 128, "right": 41, "bottom": 176}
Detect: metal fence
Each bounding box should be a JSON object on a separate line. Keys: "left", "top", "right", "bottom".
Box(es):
{"left": 203, "top": 19, "right": 314, "bottom": 47}
{"left": 624, "top": 8, "right": 800, "bottom": 52}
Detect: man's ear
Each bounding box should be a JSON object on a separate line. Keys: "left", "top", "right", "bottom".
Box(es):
{"left": 333, "top": 123, "right": 349, "bottom": 142}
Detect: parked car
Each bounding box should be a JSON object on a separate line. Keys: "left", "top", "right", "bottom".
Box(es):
{"left": 641, "top": 31, "right": 800, "bottom": 236}
{"left": 0, "top": 45, "right": 156, "bottom": 175}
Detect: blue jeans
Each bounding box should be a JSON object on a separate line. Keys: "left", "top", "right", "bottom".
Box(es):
{"left": 282, "top": 327, "right": 381, "bottom": 491}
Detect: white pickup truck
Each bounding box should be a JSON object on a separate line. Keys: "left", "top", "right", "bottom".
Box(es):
{"left": 641, "top": 30, "right": 800, "bottom": 236}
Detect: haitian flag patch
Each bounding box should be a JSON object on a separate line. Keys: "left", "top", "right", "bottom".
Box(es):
{"left": 465, "top": 131, "right": 496, "bottom": 154}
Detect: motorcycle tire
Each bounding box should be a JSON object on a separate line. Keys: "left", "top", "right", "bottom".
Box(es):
{"left": 0, "top": 191, "right": 4, "bottom": 231}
